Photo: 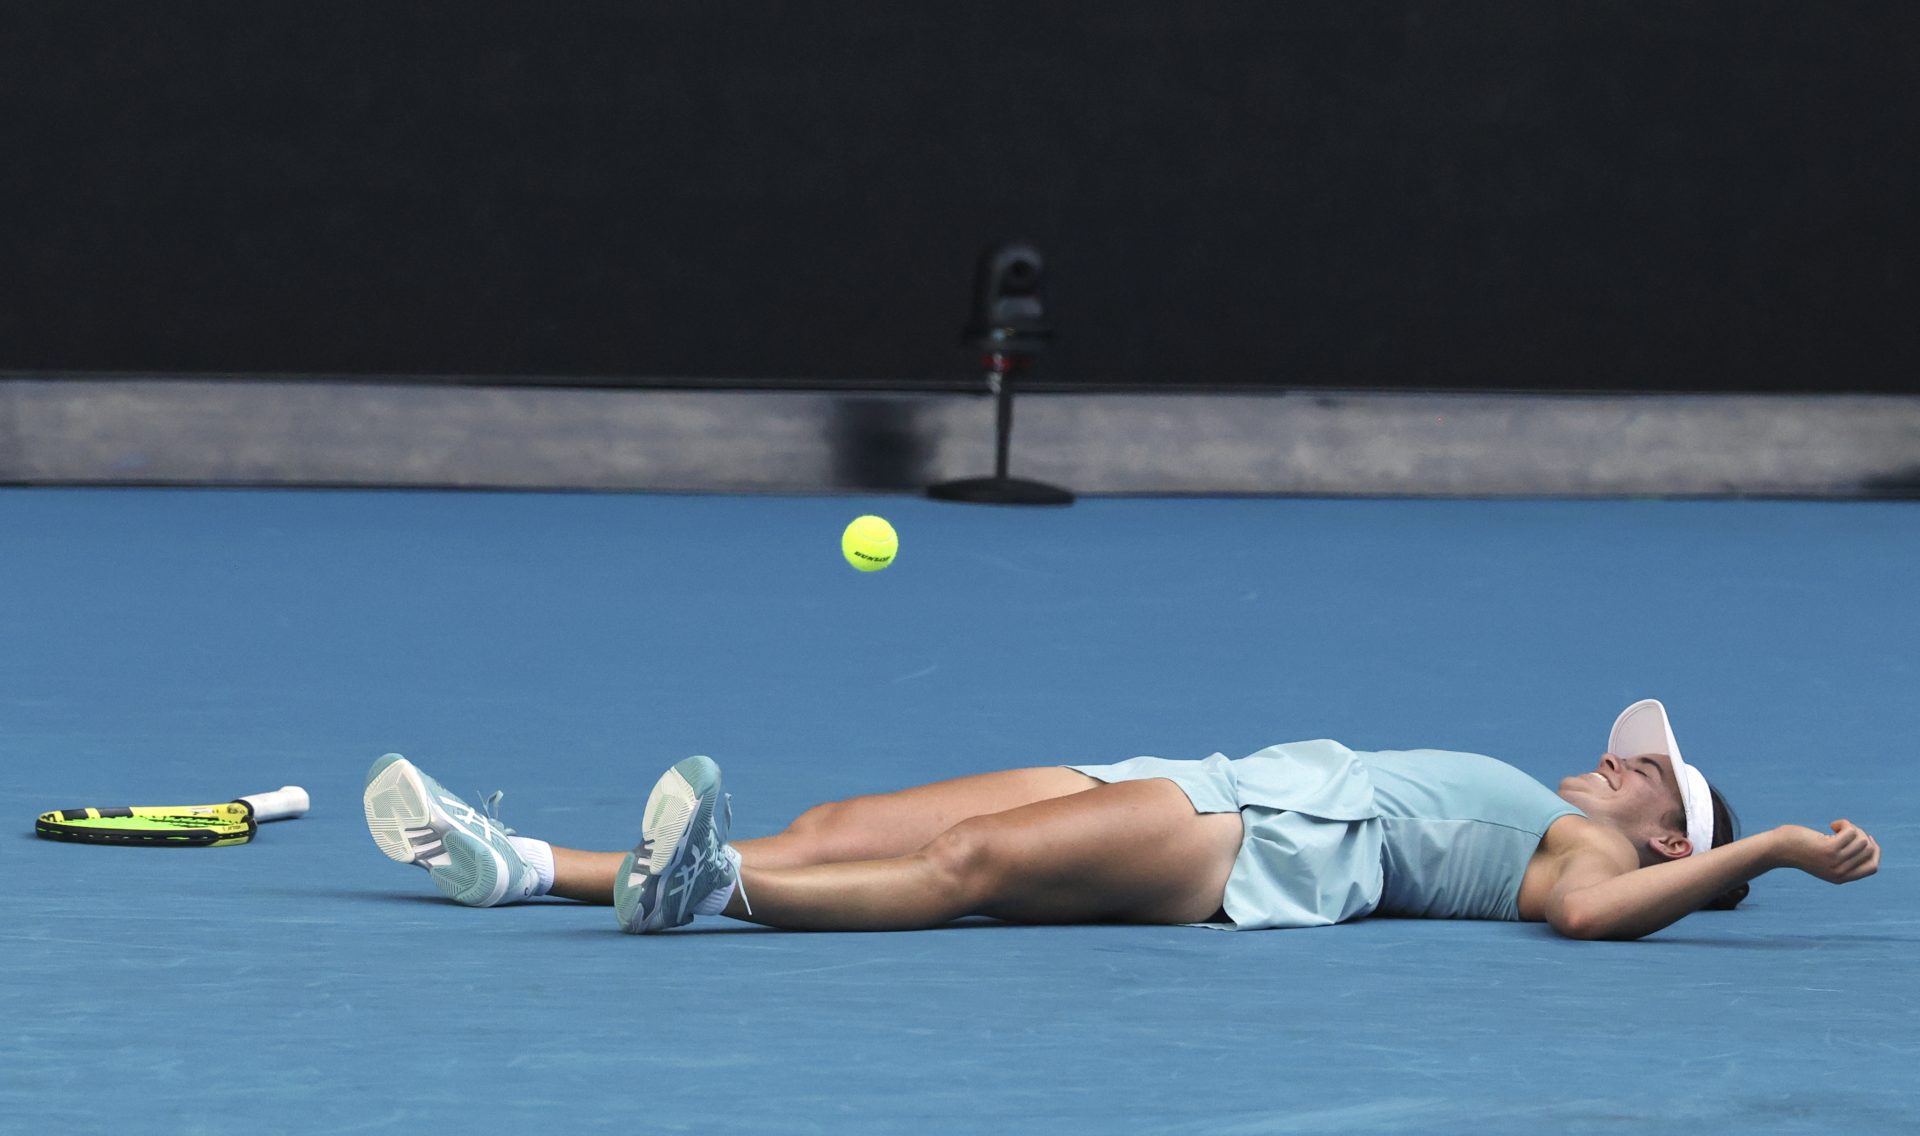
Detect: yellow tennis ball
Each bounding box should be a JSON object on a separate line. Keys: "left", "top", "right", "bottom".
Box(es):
{"left": 841, "top": 515, "right": 898, "bottom": 572}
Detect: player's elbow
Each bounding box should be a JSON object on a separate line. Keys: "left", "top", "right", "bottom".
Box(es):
{"left": 1547, "top": 899, "right": 1639, "bottom": 942}
{"left": 1549, "top": 911, "right": 1606, "bottom": 940}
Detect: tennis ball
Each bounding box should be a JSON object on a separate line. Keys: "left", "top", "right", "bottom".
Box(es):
{"left": 841, "top": 515, "right": 898, "bottom": 572}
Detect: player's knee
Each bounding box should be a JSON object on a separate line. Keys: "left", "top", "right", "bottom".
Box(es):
{"left": 918, "top": 819, "right": 1003, "bottom": 904}
{"left": 784, "top": 799, "right": 841, "bottom": 837}
{"left": 781, "top": 798, "right": 870, "bottom": 861}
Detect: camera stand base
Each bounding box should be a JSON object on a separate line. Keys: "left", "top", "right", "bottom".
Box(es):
{"left": 927, "top": 476, "right": 1075, "bottom": 506}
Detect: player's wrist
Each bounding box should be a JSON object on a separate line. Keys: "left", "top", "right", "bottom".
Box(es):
{"left": 1759, "top": 825, "right": 1805, "bottom": 873}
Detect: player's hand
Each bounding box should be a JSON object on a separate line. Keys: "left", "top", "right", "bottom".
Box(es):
{"left": 1772, "top": 820, "right": 1882, "bottom": 884}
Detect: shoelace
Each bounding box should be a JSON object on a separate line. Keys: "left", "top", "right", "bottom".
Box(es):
{"left": 479, "top": 788, "right": 549, "bottom": 902}
{"left": 478, "top": 789, "right": 517, "bottom": 836}
{"left": 724, "top": 793, "right": 752, "bottom": 915}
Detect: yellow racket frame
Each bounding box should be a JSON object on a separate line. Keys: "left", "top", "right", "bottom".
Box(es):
{"left": 34, "top": 801, "right": 257, "bottom": 847}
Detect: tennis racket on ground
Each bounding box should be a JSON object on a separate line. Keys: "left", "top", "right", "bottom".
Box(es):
{"left": 35, "top": 786, "right": 310, "bottom": 847}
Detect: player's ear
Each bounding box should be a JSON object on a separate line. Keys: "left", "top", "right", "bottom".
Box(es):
{"left": 1646, "top": 830, "right": 1692, "bottom": 862}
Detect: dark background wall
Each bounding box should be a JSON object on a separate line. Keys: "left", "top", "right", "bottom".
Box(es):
{"left": 2, "top": 2, "right": 1914, "bottom": 392}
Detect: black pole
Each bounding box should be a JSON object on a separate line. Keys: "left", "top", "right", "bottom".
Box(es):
{"left": 927, "top": 243, "right": 1075, "bottom": 506}
{"left": 991, "top": 356, "right": 1013, "bottom": 480}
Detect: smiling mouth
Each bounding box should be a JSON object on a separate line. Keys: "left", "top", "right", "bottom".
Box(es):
{"left": 1585, "top": 772, "right": 1609, "bottom": 788}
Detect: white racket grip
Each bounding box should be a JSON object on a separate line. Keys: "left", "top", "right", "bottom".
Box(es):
{"left": 239, "top": 786, "right": 310, "bottom": 822}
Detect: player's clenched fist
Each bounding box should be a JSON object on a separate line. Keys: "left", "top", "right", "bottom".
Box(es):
{"left": 1770, "top": 819, "right": 1882, "bottom": 885}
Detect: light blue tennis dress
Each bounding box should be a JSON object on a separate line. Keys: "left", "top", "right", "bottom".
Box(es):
{"left": 1067, "top": 740, "right": 1583, "bottom": 930}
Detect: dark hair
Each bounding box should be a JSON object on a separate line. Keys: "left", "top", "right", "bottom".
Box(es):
{"left": 1700, "top": 786, "right": 1747, "bottom": 910}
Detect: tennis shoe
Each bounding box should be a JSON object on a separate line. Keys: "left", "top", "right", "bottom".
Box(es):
{"left": 363, "top": 753, "right": 542, "bottom": 907}
{"left": 615, "top": 755, "right": 741, "bottom": 933}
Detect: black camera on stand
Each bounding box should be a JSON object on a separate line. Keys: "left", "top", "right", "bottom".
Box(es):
{"left": 927, "top": 242, "right": 1075, "bottom": 506}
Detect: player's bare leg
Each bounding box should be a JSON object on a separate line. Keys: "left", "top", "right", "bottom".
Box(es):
{"left": 548, "top": 766, "right": 1099, "bottom": 903}
{"left": 548, "top": 847, "right": 628, "bottom": 902}
{"left": 718, "top": 777, "right": 1243, "bottom": 931}
{"left": 743, "top": 766, "right": 1101, "bottom": 867}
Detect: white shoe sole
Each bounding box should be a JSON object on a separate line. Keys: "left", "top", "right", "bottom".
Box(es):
{"left": 643, "top": 766, "right": 700, "bottom": 879}
{"left": 364, "top": 757, "right": 510, "bottom": 908}
{"left": 616, "top": 763, "right": 704, "bottom": 932}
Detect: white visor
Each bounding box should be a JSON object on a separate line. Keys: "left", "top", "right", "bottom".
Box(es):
{"left": 1607, "top": 699, "right": 1715, "bottom": 857}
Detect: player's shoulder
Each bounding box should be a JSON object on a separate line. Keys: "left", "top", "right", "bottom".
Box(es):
{"left": 1539, "top": 812, "right": 1639, "bottom": 871}
{"left": 1517, "top": 814, "right": 1640, "bottom": 918}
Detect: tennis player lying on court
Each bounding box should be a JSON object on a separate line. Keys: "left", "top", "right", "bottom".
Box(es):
{"left": 362, "top": 699, "right": 1880, "bottom": 940}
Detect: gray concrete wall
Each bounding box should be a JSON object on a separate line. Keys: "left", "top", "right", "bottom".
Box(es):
{"left": 2, "top": 378, "right": 1917, "bottom": 497}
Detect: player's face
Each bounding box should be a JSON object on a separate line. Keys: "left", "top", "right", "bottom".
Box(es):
{"left": 1556, "top": 752, "right": 1688, "bottom": 845}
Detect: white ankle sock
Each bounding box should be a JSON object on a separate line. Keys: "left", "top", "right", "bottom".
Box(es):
{"left": 507, "top": 836, "right": 555, "bottom": 898}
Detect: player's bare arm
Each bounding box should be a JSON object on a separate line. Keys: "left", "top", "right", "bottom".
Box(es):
{"left": 1525, "top": 814, "right": 1882, "bottom": 941}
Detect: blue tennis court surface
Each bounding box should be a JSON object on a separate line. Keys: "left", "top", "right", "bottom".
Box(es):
{"left": 3, "top": 488, "right": 1915, "bottom": 1134}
